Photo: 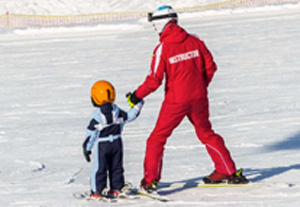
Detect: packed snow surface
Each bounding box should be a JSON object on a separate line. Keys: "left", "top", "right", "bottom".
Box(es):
{"left": 1, "top": 1, "right": 300, "bottom": 207}
{"left": 1, "top": 0, "right": 228, "bottom": 14}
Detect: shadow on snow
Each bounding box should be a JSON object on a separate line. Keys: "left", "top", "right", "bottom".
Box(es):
{"left": 158, "top": 132, "right": 300, "bottom": 195}
{"left": 158, "top": 164, "right": 300, "bottom": 195}
{"left": 263, "top": 131, "right": 300, "bottom": 152}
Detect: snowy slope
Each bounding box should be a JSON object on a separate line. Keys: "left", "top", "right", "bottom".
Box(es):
{"left": 1, "top": 1, "right": 300, "bottom": 207}
{"left": 0, "top": 0, "right": 227, "bottom": 14}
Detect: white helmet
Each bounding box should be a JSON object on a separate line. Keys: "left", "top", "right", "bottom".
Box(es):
{"left": 148, "top": 5, "right": 178, "bottom": 35}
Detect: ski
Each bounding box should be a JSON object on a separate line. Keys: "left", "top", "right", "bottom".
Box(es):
{"left": 117, "top": 193, "right": 141, "bottom": 200}
{"left": 131, "top": 188, "right": 172, "bottom": 202}
{"left": 158, "top": 182, "right": 294, "bottom": 189}
{"left": 72, "top": 191, "right": 117, "bottom": 203}
{"left": 73, "top": 191, "right": 140, "bottom": 203}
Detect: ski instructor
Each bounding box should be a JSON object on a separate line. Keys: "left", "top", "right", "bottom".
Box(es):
{"left": 127, "top": 5, "right": 248, "bottom": 194}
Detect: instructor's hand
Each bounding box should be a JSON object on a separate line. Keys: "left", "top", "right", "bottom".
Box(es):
{"left": 126, "top": 91, "right": 142, "bottom": 107}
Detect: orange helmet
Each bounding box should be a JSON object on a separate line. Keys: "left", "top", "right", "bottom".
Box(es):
{"left": 91, "top": 80, "right": 115, "bottom": 106}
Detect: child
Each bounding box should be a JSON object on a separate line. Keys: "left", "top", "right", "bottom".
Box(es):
{"left": 82, "top": 80, "right": 144, "bottom": 199}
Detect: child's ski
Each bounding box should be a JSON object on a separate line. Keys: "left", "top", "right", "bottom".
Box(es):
{"left": 117, "top": 193, "right": 141, "bottom": 200}
{"left": 72, "top": 191, "right": 117, "bottom": 203}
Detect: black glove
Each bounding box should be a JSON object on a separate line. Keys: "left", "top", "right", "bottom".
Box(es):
{"left": 126, "top": 91, "right": 142, "bottom": 107}
{"left": 83, "top": 150, "right": 91, "bottom": 162}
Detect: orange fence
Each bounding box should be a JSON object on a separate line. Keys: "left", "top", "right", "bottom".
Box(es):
{"left": 0, "top": 0, "right": 298, "bottom": 28}
{"left": 176, "top": 0, "right": 298, "bottom": 12}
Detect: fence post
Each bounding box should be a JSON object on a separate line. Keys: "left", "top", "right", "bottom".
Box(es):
{"left": 6, "top": 11, "right": 9, "bottom": 28}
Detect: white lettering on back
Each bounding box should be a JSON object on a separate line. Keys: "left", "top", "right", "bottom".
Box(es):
{"left": 169, "top": 50, "right": 199, "bottom": 64}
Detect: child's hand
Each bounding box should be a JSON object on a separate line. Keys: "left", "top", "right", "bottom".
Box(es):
{"left": 83, "top": 150, "right": 91, "bottom": 162}
{"left": 126, "top": 91, "right": 142, "bottom": 107}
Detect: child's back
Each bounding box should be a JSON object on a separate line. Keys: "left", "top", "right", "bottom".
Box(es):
{"left": 82, "top": 80, "right": 144, "bottom": 198}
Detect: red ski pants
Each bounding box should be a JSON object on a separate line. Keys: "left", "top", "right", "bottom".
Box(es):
{"left": 143, "top": 98, "right": 236, "bottom": 184}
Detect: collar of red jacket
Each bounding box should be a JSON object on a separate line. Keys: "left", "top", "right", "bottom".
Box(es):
{"left": 159, "top": 20, "right": 189, "bottom": 43}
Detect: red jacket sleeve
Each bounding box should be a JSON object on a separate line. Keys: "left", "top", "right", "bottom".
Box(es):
{"left": 135, "top": 43, "right": 165, "bottom": 99}
{"left": 200, "top": 41, "right": 217, "bottom": 86}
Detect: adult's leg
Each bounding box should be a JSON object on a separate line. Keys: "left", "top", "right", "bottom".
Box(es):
{"left": 143, "top": 101, "right": 186, "bottom": 183}
{"left": 187, "top": 99, "right": 236, "bottom": 175}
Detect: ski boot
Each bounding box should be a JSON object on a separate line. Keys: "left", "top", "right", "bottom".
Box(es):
{"left": 228, "top": 169, "right": 249, "bottom": 184}
{"left": 203, "top": 168, "right": 249, "bottom": 184}
{"left": 89, "top": 192, "right": 103, "bottom": 201}
{"left": 107, "top": 190, "right": 120, "bottom": 199}
{"left": 138, "top": 179, "right": 171, "bottom": 202}
{"left": 108, "top": 182, "right": 135, "bottom": 199}
{"left": 120, "top": 181, "right": 134, "bottom": 196}
{"left": 139, "top": 179, "right": 158, "bottom": 194}
{"left": 88, "top": 188, "right": 117, "bottom": 202}
{"left": 90, "top": 193, "right": 101, "bottom": 198}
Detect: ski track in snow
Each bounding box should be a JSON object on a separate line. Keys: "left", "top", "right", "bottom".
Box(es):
{"left": 1, "top": 2, "right": 300, "bottom": 207}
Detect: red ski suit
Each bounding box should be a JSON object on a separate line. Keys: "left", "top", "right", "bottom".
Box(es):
{"left": 135, "top": 22, "right": 236, "bottom": 184}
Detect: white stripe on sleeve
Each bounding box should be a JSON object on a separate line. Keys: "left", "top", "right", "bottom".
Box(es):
{"left": 153, "top": 43, "right": 163, "bottom": 76}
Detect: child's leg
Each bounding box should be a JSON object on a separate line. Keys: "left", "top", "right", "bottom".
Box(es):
{"left": 108, "top": 139, "right": 125, "bottom": 191}
{"left": 91, "top": 141, "right": 108, "bottom": 194}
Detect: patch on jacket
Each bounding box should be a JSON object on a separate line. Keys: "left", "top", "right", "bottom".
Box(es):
{"left": 168, "top": 50, "right": 199, "bottom": 64}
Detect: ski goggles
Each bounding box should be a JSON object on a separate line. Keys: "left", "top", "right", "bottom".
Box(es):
{"left": 147, "top": 12, "right": 178, "bottom": 22}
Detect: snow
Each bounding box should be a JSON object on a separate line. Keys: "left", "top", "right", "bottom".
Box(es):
{"left": 1, "top": 1, "right": 300, "bottom": 207}
{"left": 0, "top": 0, "right": 227, "bottom": 14}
